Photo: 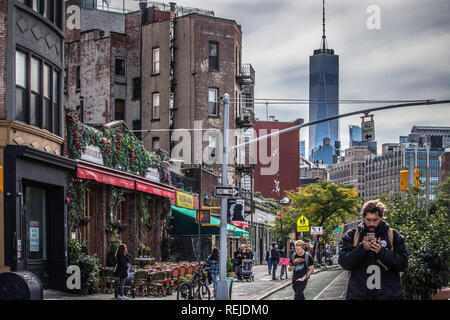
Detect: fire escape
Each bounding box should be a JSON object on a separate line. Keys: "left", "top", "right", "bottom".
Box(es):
{"left": 235, "top": 64, "right": 255, "bottom": 222}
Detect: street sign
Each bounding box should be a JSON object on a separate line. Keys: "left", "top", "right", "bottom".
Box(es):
{"left": 361, "top": 115, "right": 375, "bottom": 142}
{"left": 311, "top": 226, "right": 323, "bottom": 235}
{"left": 214, "top": 186, "right": 240, "bottom": 197}
{"left": 297, "top": 215, "right": 309, "bottom": 232}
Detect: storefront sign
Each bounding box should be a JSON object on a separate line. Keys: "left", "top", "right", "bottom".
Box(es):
{"left": 81, "top": 145, "right": 104, "bottom": 165}
{"left": 136, "top": 180, "right": 175, "bottom": 200}
{"left": 176, "top": 191, "right": 194, "bottom": 209}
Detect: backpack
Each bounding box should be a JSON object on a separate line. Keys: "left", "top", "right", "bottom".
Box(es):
{"left": 352, "top": 227, "right": 395, "bottom": 271}
{"left": 291, "top": 252, "right": 311, "bottom": 268}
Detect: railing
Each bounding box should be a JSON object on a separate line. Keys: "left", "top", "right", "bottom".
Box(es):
{"left": 237, "top": 64, "right": 255, "bottom": 84}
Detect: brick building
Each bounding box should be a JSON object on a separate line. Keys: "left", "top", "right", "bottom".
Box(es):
{"left": 254, "top": 118, "right": 302, "bottom": 201}
{"left": 440, "top": 150, "right": 450, "bottom": 182}
{"left": 327, "top": 146, "right": 371, "bottom": 198}
{"left": 0, "top": 0, "right": 75, "bottom": 290}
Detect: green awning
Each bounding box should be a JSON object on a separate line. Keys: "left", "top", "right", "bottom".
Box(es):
{"left": 170, "top": 205, "right": 249, "bottom": 238}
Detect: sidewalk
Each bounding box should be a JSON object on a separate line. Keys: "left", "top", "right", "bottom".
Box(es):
{"left": 44, "top": 264, "right": 341, "bottom": 300}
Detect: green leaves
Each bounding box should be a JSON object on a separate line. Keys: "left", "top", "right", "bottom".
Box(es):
{"left": 382, "top": 184, "right": 450, "bottom": 300}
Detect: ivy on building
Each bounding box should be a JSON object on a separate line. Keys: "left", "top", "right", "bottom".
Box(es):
{"left": 66, "top": 110, "right": 171, "bottom": 185}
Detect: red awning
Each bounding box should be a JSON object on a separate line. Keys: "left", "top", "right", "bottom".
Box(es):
{"left": 231, "top": 221, "right": 249, "bottom": 229}
{"left": 77, "top": 163, "right": 135, "bottom": 190}
{"left": 136, "top": 179, "right": 175, "bottom": 200}
{"left": 76, "top": 162, "right": 175, "bottom": 200}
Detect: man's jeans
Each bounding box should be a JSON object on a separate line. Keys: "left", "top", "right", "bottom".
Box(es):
{"left": 267, "top": 258, "right": 272, "bottom": 273}
{"left": 272, "top": 262, "right": 278, "bottom": 280}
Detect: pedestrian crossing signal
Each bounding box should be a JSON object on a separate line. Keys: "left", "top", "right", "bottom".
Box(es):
{"left": 196, "top": 209, "right": 211, "bottom": 224}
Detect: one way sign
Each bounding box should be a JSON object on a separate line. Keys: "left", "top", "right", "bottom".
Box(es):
{"left": 215, "top": 186, "right": 240, "bottom": 198}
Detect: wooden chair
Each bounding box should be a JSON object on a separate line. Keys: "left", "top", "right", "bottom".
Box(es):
{"left": 100, "top": 268, "right": 116, "bottom": 293}
{"left": 150, "top": 271, "right": 167, "bottom": 297}
{"left": 179, "top": 266, "right": 186, "bottom": 277}
{"left": 186, "top": 265, "right": 194, "bottom": 276}
{"left": 133, "top": 270, "right": 150, "bottom": 296}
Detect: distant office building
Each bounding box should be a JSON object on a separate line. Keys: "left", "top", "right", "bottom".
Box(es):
{"left": 300, "top": 140, "right": 306, "bottom": 158}
{"left": 411, "top": 126, "right": 450, "bottom": 147}
{"left": 311, "top": 137, "right": 334, "bottom": 165}
{"left": 300, "top": 156, "right": 328, "bottom": 187}
{"left": 349, "top": 125, "right": 362, "bottom": 145}
{"left": 328, "top": 146, "right": 372, "bottom": 198}
{"left": 308, "top": 1, "right": 339, "bottom": 162}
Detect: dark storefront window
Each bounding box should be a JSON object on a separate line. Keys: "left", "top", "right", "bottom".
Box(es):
{"left": 15, "top": 49, "right": 62, "bottom": 135}
{"left": 25, "top": 186, "right": 47, "bottom": 261}
{"left": 115, "top": 58, "right": 126, "bottom": 76}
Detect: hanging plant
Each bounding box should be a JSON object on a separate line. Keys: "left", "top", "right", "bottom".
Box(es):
{"left": 68, "top": 176, "right": 88, "bottom": 228}
{"left": 108, "top": 186, "right": 125, "bottom": 223}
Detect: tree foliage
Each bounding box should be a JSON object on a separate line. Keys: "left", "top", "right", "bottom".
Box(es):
{"left": 272, "top": 181, "right": 360, "bottom": 243}
{"left": 381, "top": 181, "right": 450, "bottom": 300}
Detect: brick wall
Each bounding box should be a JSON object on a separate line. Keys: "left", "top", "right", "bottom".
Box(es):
{"left": 0, "top": 1, "right": 7, "bottom": 119}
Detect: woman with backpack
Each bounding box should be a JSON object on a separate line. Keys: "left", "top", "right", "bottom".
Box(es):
{"left": 288, "top": 240, "right": 314, "bottom": 300}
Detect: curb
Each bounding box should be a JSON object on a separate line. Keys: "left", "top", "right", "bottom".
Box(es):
{"left": 256, "top": 265, "right": 342, "bottom": 300}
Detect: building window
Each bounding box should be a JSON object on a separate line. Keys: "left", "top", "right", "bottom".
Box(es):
{"left": 15, "top": 49, "right": 61, "bottom": 135}
{"left": 132, "top": 120, "right": 141, "bottom": 140}
{"left": 115, "top": 99, "right": 125, "bottom": 121}
{"left": 418, "top": 159, "right": 427, "bottom": 166}
{"left": 115, "top": 58, "right": 126, "bottom": 76}
{"left": 429, "top": 168, "right": 439, "bottom": 175}
{"left": 76, "top": 66, "right": 81, "bottom": 90}
{"left": 132, "top": 77, "right": 141, "bottom": 101}
{"left": 430, "top": 176, "right": 439, "bottom": 184}
{"left": 208, "top": 88, "right": 219, "bottom": 116}
{"left": 152, "top": 93, "right": 160, "bottom": 119}
{"left": 15, "top": 50, "right": 27, "bottom": 122}
{"left": 209, "top": 41, "right": 219, "bottom": 71}
{"left": 63, "top": 68, "right": 68, "bottom": 93}
{"left": 152, "top": 48, "right": 160, "bottom": 75}
{"left": 430, "top": 159, "right": 439, "bottom": 166}
{"left": 152, "top": 137, "right": 160, "bottom": 151}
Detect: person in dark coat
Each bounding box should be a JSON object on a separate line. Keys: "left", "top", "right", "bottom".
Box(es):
{"left": 338, "top": 200, "right": 408, "bottom": 300}
{"left": 265, "top": 245, "right": 273, "bottom": 274}
{"left": 115, "top": 243, "right": 130, "bottom": 300}
{"left": 233, "top": 247, "right": 244, "bottom": 280}
{"left": 271, "top": 242, "right": 280, "bottom": 280}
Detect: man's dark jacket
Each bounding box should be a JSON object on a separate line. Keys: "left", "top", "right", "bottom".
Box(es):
{"left": 338, "top": 221, "right": 408, "bottom": 300}
{"left": 271, "top": 247, "right": 280, "bottom": 264}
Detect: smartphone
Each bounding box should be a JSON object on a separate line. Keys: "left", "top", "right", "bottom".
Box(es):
{"left": 366, "top": 232, "right": 375, "bottom": 240}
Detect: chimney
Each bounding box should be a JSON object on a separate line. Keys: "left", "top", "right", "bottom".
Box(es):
{"left": 170, "top": 2, "right": 176, "bottom": 21}
{"left": 139, "top": 1, "right": 148, "bottom": 26}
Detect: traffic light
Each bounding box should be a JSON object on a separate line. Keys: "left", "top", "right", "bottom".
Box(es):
{"left": 0, "top": 165, "right": 3, "bottom": 193}
{"left": 414, "top": 168, "right": 420, "bottom": 188}
{"left": 399, "top": 169, "right": 409, "bottom": 191}
{"left": 400, "top": 168, "right": 420, "bottom": 191}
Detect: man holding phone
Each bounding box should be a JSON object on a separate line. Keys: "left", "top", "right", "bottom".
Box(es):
{"left": 338, "top": 200, "right": 408, "bottom": 300}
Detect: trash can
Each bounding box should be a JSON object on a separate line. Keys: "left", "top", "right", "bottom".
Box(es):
{"left": 227, "top": 277, "right": 234, "bottom": 300}
{"left": 0, "top": 271, "right": 43, "bottom": 300}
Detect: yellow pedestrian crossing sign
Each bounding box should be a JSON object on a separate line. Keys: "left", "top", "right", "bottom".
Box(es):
{"left": 297, "top": 215, "right": 309, "bottom": 232}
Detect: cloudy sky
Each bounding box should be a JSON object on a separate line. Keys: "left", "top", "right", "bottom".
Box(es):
{"left": 113, "top": 0, "right": 450, "bottom": 156}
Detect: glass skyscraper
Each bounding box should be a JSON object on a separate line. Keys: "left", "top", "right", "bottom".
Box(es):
{"left": 309, "top": 1, "right": 339, "bottom": 164}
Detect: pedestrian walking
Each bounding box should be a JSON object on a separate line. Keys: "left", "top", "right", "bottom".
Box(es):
{"left": 244, "top": 247, "right": 253, "bottom": 260}
{"left": 271, "top": 242, "right": 280, "bottom": 280}
{"left": 233, "top": 247, "right": 244, "bottom": 280}
{"left": 338, "top": 199, "right": 408, "bottom": 300}
{"left": 114, "top": 243, "right": 130, "bottom": 300}
{"left": 265, "top": 245, "right": 273, "bottom": 275}
{"left": 289, "top": 240, "right": 314, "bottom": 300}
{"left": 206, "top": 248, "right": 220, "bottom": 297}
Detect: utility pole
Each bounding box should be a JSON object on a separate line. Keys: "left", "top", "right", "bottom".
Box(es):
{"left": 216, "top": 93, "right": 230, "bottom": 300}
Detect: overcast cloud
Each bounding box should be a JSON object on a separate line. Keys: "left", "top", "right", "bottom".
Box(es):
{"left": 114, "top": 0, "right": 450, "bottom": 155}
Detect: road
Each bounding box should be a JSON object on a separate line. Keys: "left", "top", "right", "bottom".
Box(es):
{"left": 263, "top": 269, "right": 347, "bottom": 300}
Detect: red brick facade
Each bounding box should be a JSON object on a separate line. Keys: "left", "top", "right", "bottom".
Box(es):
{"left": 254, "top": 120, "right": 302, "bottom": 201}
{"left": 0, "top": 1, "right": 7, "bottom": 119}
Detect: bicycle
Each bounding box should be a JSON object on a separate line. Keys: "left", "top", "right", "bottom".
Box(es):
{"left": 177, "top": 266, "right": 211, "bottom": 300}
{"left": 279, "top": 264, "right": 289, "bottom": 280}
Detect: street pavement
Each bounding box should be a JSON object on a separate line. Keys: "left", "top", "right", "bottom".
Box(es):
{"left": 44, "top": 264, "right": 344, "bottom": 300}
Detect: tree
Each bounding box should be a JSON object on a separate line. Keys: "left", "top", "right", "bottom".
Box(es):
{"left": 381, "top": 183, "right": 449, "bottom": 300}
{"left": 274, "top": 181, "right": 360, "bottom": 258}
